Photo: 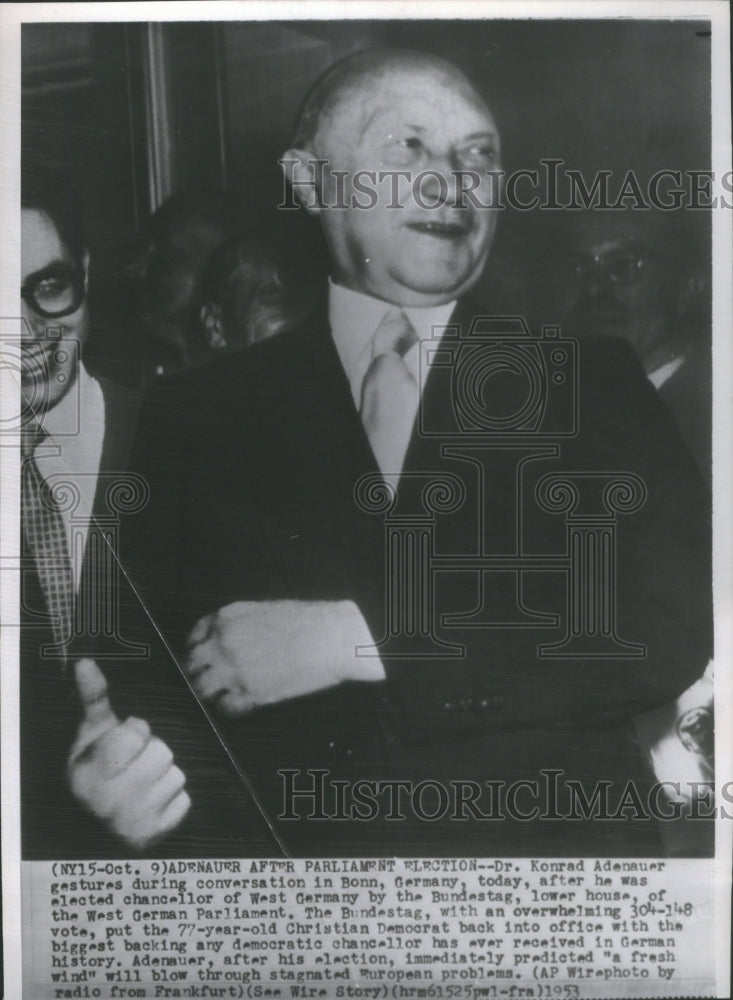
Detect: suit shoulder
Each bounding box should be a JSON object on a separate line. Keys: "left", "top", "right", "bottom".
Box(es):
{"left": 97, "top": 376, "right": 143, "bottom": 425}
{"left": 574, "top": 335, "right": 654, "bottom": 407}
{"left": 155, "top": 325, "right": 315, "bottom": 394}
{"left": 94, "top": 377, "right": 143, "bottom": 470}
{"left": 576, "top": 335, "right": 645, "bottom": 377}
{"left": 137, "top": 323, "right": 325, "bottom": 434}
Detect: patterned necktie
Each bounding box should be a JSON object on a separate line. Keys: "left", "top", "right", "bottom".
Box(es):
{"left": 359, "top": 307, "right": 419, "bottom": 481}
{"left": 21, "top": 420, "right": 74, "bottom": 661}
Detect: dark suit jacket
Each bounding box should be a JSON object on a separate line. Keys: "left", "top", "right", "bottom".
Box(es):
{"left": 20, "top": 375, "right": 142, "bottom": 858}
{"left": 657, "top": 343, "right": 712, "bottom": 487}
{"left": 115, "top": 297, "right": 712, "bottom": 858}
{"left": 21, "top": 372, "right": 280, "bottom": 860}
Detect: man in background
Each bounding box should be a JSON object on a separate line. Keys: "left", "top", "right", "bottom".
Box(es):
{"left": 557, "top": 211, "right": 711, "bottom": 482}
{"left": 127, "top": 189, "right": 240, "bottom": 377}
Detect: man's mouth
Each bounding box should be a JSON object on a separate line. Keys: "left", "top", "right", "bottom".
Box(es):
{"left": 21, "top": 344, "right": 55, "bottom": 378}
{"left": 586, "top": 309, "right": 627, "bottom": 325}
{"left": 574, "top": 299, "right": 628, "bottom": 323}
{"left": 407, "top": 220, "right": 470, "bottom": 240}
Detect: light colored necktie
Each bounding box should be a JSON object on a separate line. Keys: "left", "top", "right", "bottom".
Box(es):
{"left": 359, "top": 307, "right": 419, "bottom": 481}
{"left": 21, "top": 420, "right": 74, "bottom": 661}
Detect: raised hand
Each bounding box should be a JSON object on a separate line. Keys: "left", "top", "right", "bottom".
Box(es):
{"left": 68, "top": 658, "right": 190, "bottom": 850}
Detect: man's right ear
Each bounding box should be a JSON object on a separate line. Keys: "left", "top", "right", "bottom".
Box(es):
{"left": 280, "top": 148, "right": 326, "bottom": 215}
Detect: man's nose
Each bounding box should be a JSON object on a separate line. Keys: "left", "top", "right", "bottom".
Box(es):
{"left": 417, "top": 153, "right": 462, "bottom": 207}
{"left": 20, "top": 302, "right": 46, "bottom": 342}
{"left": 581, "top": 259, "right": 615, "bottom": 299}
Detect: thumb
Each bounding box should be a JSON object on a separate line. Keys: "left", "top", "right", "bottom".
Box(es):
{"left": 73, "top": 658, "right": 118, "bottom": 746}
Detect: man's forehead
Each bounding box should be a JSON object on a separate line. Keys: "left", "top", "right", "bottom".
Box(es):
{"left": 572, "top": 219, "right": 650, "bottom": 255}
{"left": 323, "top": 61, "right": 494, "bottom": 137}
{"left": 22, "top": 207, "right": 61, "bottom": 239}
{"left": 21, "top": 208, "right": 67, "bottom": 269}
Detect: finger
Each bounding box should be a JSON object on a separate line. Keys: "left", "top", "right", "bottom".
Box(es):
{"left": 68, "top": 722, "right": 152, "bottom": 818}
{"left": 191, "top": 665, "right": 235, "bottom": 703}
{"left": 124, "top": 789, "right": 192, "bottom": 851}
{"left": 150, "top": 765, "right": 187, "bottom": 812}
{"left": 186, "top": 612, "right": 215, "bottom": 649}
{"left": 126, "top": 717, "right": 151, "bottom": 742}
{"left": 157, "top": 790, "right": 192, "bottom": 836}
{"left": 185, "top": 658, "right": 212, "bottom": 682}
{"left": 217, "top": 600, "right": 254, "bottom": 621}
{"left": 184, "top": 637, "right": 215, "bottom": 675}
{"left": 94, "top": 737, "right": 174, "bottom": 817}
{"left": 85, "top": 717, "right": 152, "bottom": 777}
{"left": 215, "top": 688, "right": 257, "bottom": 718}
{"left": 73, "top": 659, "right": 117, "bottom": 735}
{"left": 126, "top": 736, "right": 175, "bottom": 788}
{"left": 114, "top": 778, "right": 190, "bottom": 850}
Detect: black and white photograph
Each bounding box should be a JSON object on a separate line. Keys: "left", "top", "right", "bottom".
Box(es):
{"left": 1, "top": 2, "right": 731, "bottom": 997}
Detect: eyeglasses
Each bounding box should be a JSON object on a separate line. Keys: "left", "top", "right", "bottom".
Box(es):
{"left": 21, "top": 263, "right": 86, "bottom": 319}
{"left": 569, "top": 250, "right": 656, "bottom": 287}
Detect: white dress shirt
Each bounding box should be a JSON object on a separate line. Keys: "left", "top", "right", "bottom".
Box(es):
{"left": 328, "top": 280, "right": 456, "bottom": 409}
{"left": 33, "top": 363, "right": 105, "bottom": 592}
{"left": 648, "top": 354, "right": 685, "bottom": 390}
{"left": 323, "top": 282, "right": 456, "bottom": 677}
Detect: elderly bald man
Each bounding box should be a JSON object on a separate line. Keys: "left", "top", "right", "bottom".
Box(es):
{"left": 81, "top": 49, "right": 710, "bottom": 857}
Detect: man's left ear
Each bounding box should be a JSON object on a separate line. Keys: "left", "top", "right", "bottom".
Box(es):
{"left": 280, "top": 148, "right": 326, "bottom": 215}
{"left": 82, "top": 250, "right": 90, "bottom": 291}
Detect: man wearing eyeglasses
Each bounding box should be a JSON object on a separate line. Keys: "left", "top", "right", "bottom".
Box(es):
{"left": 558, "top": 211, "right": 711, "bottom": 482}
{"left": 19, "top": 167, "right": 192, "bottom": 857}
{"left": 20, "top": 183, "right": 100, "bottom": 552}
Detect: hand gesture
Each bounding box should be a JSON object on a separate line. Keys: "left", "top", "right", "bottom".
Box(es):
{"left": 68, "top": 658, "right": 191, "bottom": 850}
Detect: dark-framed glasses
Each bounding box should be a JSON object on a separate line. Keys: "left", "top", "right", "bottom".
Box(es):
{"left": 570, "top": 249, "right": 654, "bottom": 286}
{"left": 21, "top": 263, "right": 86, "bottom": 319}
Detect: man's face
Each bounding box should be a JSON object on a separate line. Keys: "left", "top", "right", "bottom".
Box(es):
{"left": 307, "top": 65, "right": 501, "bottom": 307}
{"left": 21, "top": 208, "right": 89, "bottom": 413}
{"left": 560, "top": 218, "right": 680, "bottom": 371}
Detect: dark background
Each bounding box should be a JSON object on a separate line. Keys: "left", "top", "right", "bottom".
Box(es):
{"left": 21, "top": 19, "right": 712, "bottom": 376}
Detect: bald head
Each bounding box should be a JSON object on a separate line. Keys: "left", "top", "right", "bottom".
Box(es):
{"left": 283, "top": 47, "right": 500, "bottom": 307}
{"left": 293, "top": 48, "right": 489, "bottom": 154}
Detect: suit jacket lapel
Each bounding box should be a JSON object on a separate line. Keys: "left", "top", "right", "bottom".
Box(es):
{"left": 403, "top": 297, "right": 481, "bottom": 478}
{"left": 248, "top": 300, "right": 383, "bottom": 598}
{"left": 74, "top": 377, "right": 142, "bottom": 661}
{"left": 90, "top": 376, "right": 142, "bottom": 515}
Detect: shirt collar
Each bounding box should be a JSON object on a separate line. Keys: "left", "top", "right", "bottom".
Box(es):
{"left": 41, "top": 363, "right": 100, "bottom": 438}
{"left": 648, "top": 354, "right": 685, "bottom": 390}
{"left": 328, "top": 280, "right": 456, "bottom": 405}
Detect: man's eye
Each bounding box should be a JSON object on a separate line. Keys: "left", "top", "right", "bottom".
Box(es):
{"left": 389, "top": 136, "right": 424, "bottom": 161}
{"left": 458, "top": 144, "right": 497, "bottom": 164}
{"left": 380, "top": 136, "right": 425, "bottom": 167}
{"left": 37, "top": 279, "right": 68, "bottom": 297}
